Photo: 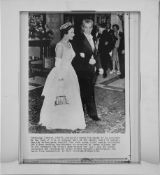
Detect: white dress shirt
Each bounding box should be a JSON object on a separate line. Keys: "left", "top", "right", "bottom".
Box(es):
{"left": 84, "top": 33, "right": 95, "bottom": 51}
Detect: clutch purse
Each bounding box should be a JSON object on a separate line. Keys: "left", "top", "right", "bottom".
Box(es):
{"left": 55, "top": 95, "right": 69, "bottom": 106}
{"left": 54, "top": 75, "right": 69, "bottom": 106}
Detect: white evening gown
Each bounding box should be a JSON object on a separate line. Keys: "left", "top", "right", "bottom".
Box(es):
{"left": 39, "top": 42, "right": 86, "bottom": 130}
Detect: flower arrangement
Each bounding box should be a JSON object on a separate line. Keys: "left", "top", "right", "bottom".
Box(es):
{"left": 29, "top": 14, "right": 45, "bottom": 39}
{"left": 29, "top": 13, "right": 54, "bottom": 40}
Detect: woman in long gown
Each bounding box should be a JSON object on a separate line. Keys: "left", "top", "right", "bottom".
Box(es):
{"left": 39, "top": 22, "right": 86, "bottom": 130}
{"left": 110, "top": 24, "right": 121, "bottom": 75}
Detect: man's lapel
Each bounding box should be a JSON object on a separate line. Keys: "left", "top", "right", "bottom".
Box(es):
{"left": 93, "top": 37, "right": 97, "bottom": 55}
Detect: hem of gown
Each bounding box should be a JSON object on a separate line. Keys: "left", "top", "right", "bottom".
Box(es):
{"left": 39, "top": 122, "right": 86, "bottom": 130}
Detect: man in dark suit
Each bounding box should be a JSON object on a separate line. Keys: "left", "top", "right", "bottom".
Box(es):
{"left": 98, "top": 22, "right": 115, "bottom": 78}
{"left": 72, "top": 19, "right": 103, "bottom": 121}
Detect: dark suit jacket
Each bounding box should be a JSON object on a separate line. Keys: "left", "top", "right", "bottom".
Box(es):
{"left": 72, "top": 33, "right": 101, "bottom": 77}
{"left": 98, "top": 29, "right": 115, "bottom": 54}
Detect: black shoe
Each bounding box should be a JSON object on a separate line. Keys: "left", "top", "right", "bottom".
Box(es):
{"left": 103, "top": 73, "right": 107, "bottom": 78}
{"left": 119, "top": 75, "right": 125, "bottom": 79}
{"left": 90, "top": 116, "right": 101, "bottom": 121}
{"left": 94, "top": 118, "right": 101, "bottom": 121}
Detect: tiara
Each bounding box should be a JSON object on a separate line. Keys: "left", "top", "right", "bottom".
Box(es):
{"left": 60, "top": 22, "right": 72, "bottom": 30}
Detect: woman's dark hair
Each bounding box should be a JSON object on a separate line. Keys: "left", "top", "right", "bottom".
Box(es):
{"left": 60, "top": 25, "right": 74, "bottom": 38}
{"left": 112, "top": 24, "right": 119, "bottom": 30}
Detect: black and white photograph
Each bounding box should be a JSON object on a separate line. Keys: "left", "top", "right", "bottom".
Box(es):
{"left": 1, "top": 0, "right": 160, "bottom": 173}
{"left": 28, "top": 12, "right": 126, "bottom": 134}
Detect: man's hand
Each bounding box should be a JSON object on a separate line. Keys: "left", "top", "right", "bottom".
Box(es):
{"left": 99, "top": 68, "right": 104, "bottom": 75}
{"left": 109, "top": 51, "right": 112, "bottom": 56}
{"left": 80, "top": 53, "right": 85, "bottom": 58}
{"left": 105, "top": 41, "right": 108, "bottom": 45}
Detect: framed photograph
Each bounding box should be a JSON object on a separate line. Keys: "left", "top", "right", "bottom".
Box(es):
{"left": 1, "top": 0, "right": 159, "bottom": 174}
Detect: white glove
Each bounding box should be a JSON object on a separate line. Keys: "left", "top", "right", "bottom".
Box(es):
{"left": 89, "top": 55, "right": 96, "bottom": 65}
{"left": 99, "top": 68, "right": 104, "bottom": 75}
{"left": 80, "top": 53, "right": 85, "bottom": 58}
{"left": 55, "top": 57, "right": 61, "bottom": 68}
{"left": 55, "top": 57, "right": 64, "bottom": 81}
{"left": 109, "top": 51, "right": 112, "bottom": 56}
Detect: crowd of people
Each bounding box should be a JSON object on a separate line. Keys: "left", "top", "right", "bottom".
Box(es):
{"left": 93, "top": 21, "right": 125, "bottom": 79}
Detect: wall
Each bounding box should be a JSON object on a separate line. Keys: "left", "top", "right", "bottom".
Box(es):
{"left": 46, "top": 13, "right": 62, "bottom": 46}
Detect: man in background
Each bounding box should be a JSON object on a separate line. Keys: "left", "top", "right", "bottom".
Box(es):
{"left": 98, "top": 22, "right": 115, "bottom": 78}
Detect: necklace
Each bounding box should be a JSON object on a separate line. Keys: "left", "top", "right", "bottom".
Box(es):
{"left": 61, "top": 40, "right": 71, "bottom": 48}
